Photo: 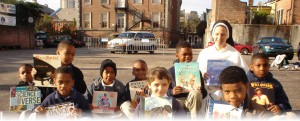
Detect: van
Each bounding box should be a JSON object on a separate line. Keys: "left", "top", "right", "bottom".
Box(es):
{"left": 107, "top": 31, "right": 157, "bottom": 54}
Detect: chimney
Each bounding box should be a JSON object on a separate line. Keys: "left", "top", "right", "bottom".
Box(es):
{"left": 248, "top": 0, "right": 254, "bottom": 6}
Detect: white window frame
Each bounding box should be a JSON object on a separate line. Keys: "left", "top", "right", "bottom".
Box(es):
{"left": 152, "top": 12, "right": 160, "bottom": 28}
{"left": 133, "top": 0, "right": 143, "bottom": 4}
{"left": 66, "top": 0, "right": 75, "bottom": 8}
{"left": 101, "top": 0, "right": 110, "bottom": 5}
{"left": 152, "top": 0, "right": 161, "bottom": 4}
{"left": 83, "top": 12, "right": 92, "bottom": 28}
{"left": 101, "top": 13, "right": 109, "bottom": 28}
{"left": 83, "top": 0, "right": 91, "bottom": 4}
{"left": 277, "top": 9, "right": 283, "bottom": 25}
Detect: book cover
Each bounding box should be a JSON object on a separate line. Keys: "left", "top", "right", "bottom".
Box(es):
{"left": 33, "top": 54, "right": 61, "bottom": 87}
{"left": 174, "top": 62, "right": 201, "bottom": 92}
{"left": 129, "top": 81, "right": 148, "bottom": 107}
{"left": 45, "top": 102, "right": 76, "bottom": 120}
{"left": 248, "top": 81, "right": 275, "bottom": 109}
{"left": 143, "top": 97, "right": 173, "bottom": 119}
{"left": 10, "top": 86, "right": 41, "bottom": 112}
{"left": 92, "top": 91, "right": 118, "bottom": 114}
{"left": 206, "top": 60, "right": 231, "bottom": 86}
{"left": 206, "top": 99, "right": 243, "bottom": 120}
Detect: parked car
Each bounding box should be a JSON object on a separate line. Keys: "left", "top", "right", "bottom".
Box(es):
{"left": 69, "top": 39, "right": 85, "bottom": 48}
{"left": 48, "top": 35, "right": 71, "bottom": 47}
{"left": 252, "top": 37, "right": 294, "bottom": 60}
{"left": 107, "top": 31, "right": 157, "bottom": 54}
{"left": 207, "top": 41, "right": 252, "bottom": 55}
{"left": 35, "top": 31, "right": 49, "bottom": 47}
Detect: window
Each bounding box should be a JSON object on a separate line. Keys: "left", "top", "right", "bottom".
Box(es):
{"left": 133, "top": 12, "right": 142, "bottom": 27}
{"left": 84, "top": 0, "right": 91, "bottom": 4}
{"left": 101, "top": 0, "right": 109, "bottom": 4}
{"left": 101, "top": 13, "right": 108, "bottom": 28}
{"left": 117, "top": 13, "right": 125, "bottom": 28}
{"left": 152, "top": 0, "right": 161, "bottom": 4}
{"left": 152, "top": 13, "right": 160, "bottom": 28}
{"left": 83, "top": 13, "right": 91, "bottom": 28}
{"left": 67, "top": 0, "right": 75, "bottom": 8}
{"left": 134, "top": 0, "right": 142, "bottom": 4}
{"left": 277, "top": 9, "right": 283, "bottom": 25}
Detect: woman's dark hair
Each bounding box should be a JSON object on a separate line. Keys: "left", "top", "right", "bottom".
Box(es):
{"left": 213, "top": 20, "right": 234, "bottom": 47}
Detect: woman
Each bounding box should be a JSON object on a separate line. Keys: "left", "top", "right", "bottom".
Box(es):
{"left": 197, "top": 20, "right": 249, "bottom": 100}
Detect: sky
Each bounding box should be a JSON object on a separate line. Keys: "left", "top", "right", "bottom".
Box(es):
{"left": 27, "top": 0, "right": 269, "bottom": 14}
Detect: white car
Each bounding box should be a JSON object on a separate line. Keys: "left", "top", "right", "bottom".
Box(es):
{"left": 107, "top": 31, "right": 158, "bottom": 54}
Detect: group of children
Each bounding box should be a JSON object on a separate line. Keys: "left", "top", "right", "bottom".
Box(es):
{"left": 16, "top": 40, "right": 293, "bottom": 120}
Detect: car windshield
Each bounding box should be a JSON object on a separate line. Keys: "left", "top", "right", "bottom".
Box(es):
{"left": 118, "top": 33, "right": 136, "bottom": 38}
{"left": 260, "top": 38, "right": 285, "bottom": 44}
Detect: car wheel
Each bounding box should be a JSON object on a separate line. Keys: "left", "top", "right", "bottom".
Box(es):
{"left": 127, "top": 51, "right": 132, "bottom": 54}
{"left": 110, "top": 51, "right": 115, "bottom": 53}
{"left": 241, "top": 48, "right": 249, "bottom": 55}
{"left": 149, "top": 51, "right": 154, "bottom": 54}
{"left": 134, "top": 51, "right": 138, "bottom": 54}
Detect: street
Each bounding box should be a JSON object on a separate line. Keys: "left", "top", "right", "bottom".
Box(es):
{"left": 0, "top": 47, "right": 299, "bottom": 111}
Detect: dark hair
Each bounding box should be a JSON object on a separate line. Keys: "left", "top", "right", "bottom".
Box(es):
{"left": 219, "top": 66, "right": 248, "bottom": 85}
{"left": 176, "top": 41, "right": 192, "bottom": 52}
{"left": 57, "top": 40, "right": 74, "bottom": 50}
{"left": 133, "top": 59, "right": 147, "bottom": 66}
{"left": 213, "top": 20, "right": 234, "bottom": 47}
{"left": 19, "top": 64, "right": 33, "bottom": 70}
{"left": 54, "top": 66, "right": 74, "bottom": 79}
{"left": 148, "top": 67, "right": 171, "bottom": 84}
{"left": 251, "top": 53, "right": 269, "bottom": 63}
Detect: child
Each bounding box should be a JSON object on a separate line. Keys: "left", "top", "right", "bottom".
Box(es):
{"left": 134, "top": 67, "right": 186, "bottom": 119}
{"left": 34, "top": 66, "right": 91, "bottom": 118}
{"left": 84, "top": 59, "right": 125, "bottom": 112}
{"left": 17, "top": 64, "right": 54, "bottom": 102}
{"left": 168, "top": 41, "right": 207, "bottom": 118}
{"left": 219, "top": 66, "right": 267, "bottom": 119}
{"left": 247, "top": 53, "right": 292, "bottom": 115}
{"left": 56, "top": 40, "right": 87, "bottom": 94}
{"left": 121, "top": 59, "right": 148, "bottom": 119}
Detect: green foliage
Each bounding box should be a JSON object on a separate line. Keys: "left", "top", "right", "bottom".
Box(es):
{"left": 252, "top": 11, "right": 272, "bottom": 24}
{"left": 35, "top": 14, "right": 53, "bottom": 33}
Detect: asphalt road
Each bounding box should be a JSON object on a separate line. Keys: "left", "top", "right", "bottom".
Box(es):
{"left": 0, "top": 47, "right": 299, "bottom": 111}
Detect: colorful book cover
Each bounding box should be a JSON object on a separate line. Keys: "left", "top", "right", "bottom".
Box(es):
{"left": 206, "top": 99, "right": 243, "bottom": 120}
{"left": 206, "top": 60, "right": 231, "bottom": 86}
{"left": 174, "top": 62, "right": 201, "bottom": 92}
{"left": 33, "top": 54, "right": 61, "bottom": 87}
{"left": 10, "top": 86, "right": 41, "bottom": 112}
{"left": 248, "top": 81, "right": 275, "bottom": 109}
{"left": 129, "top": 81, "right": 148, "bottom": 107}
{"left": 45, "top": 102, "right": 76, "bottom": 120}
{"left": 143, "top": 97, "right": 173, "bottom": 119}
{"left": 92, "top": 91, "right": 118, "bottom": 114}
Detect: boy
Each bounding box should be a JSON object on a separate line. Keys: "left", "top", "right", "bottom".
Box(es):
{"left": 84, "top": 59, "right": 125, "bottom": 111}
{"left": 219, "top": 66, "right": 267, "bottom": 119}
{"left": 121, "top": 60, "right": 148, "bottom": 119}
{"left": 247, "top": 53, "right": 292, "bottom": 114}
{"left": 34, "top": 66, "right": 91, "bottom": 118}
{"left": 57, "top": 40, "right": 87, "bottom": 94}
{"left": 17, "top": 64, "right": 54, "bottom": 101}
{"left": 168, "top": 41, "right": 207, "bottom": 119}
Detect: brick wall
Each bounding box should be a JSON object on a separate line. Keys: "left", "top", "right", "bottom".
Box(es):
{"left": 275, "top": 0, "right": 293, "bottom": 25}
{"left": 0, "top": 26, "right": 34, "bottom": 49}
{"left": 293, "top": 0, "right": 300, "bottom": 24}
{"left": 212, "top": 0, "right": 246, "bottom": 24}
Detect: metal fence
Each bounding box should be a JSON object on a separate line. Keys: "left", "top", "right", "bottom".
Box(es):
{"left": 84, "top": 37, "right": 165, "bottom": 54}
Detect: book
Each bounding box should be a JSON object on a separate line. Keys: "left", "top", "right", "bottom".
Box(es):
{"left": 33, "top": 54, "right": 61, "bottom": 87}
{"left": 129, "top": 81, "right": 148, "bottom": 107}
{"left": 45, "top": 102, "right": 76, "bottom": 120}
{"left": 248, "top": 81, "right": 275, "bottom": 109}
{"left": 92, "top": 91, "right": 118, "bottom": 114}
{"left": 9, "top": 86, "right": 41, "bottom": 112}
{"left": 206, "top": 99, "right": 243, "bottom": 120}
{"left": 174, "top": 62, "right": 201, "bottom": 92}
{"left": 143, "top": 97, "right": 173, "bottom": 119}
{"left": 206, "top": 60, "right": 231, "bottom": 86}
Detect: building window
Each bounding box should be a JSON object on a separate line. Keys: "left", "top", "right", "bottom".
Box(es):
{"left": 152, "top": 0, "right": 161, "bottom": 4}
{"left": 152, "top": 13, "right": 160, "bottom": 28}
{"left": 84, "top": 0, "right": 91, "bottom": 4}
{"left": 277, "top": 9, "right": 283, "bottom": 25}
{"left": 83, "top": 13, "right": 91, "bottom": 28}
{"left": 67, "top": 0, "right": 75, "bottom": 8}
{"left": 101, "top": 0, "right": 109, "bottom": 4}
{"left": 134, "top": 0, "right": 142, "bottom": 4}
{"left": 117, "top": 13, "right": 125, "bottom": 28}
{"left": 101, "top": 13, "right": 108, "bottom": 28}
{"left": 133, "top": 12, "right": 142, "bottom": 27}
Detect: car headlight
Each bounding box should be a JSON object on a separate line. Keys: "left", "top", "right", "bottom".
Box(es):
{"left": 264, "top": 46, "right": 271, "bottom": 49}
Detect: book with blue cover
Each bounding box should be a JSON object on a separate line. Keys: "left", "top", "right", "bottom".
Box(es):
{"left": 143, "top": 97, "right": 173, "bottom": 119}
{"left": 206, "top": 99, "right": 243, "bottom": 120}
{"left": 174, "top": 62, "right": 201, "bottom": 92}
{"left": 92, "top": 91, "right": 118, "bottom": 114}
{"left": 10, "top": 86, "right": 41, "bottom": 112}
{"left": 207, "top": 60, "right": 231, "bottom": 86}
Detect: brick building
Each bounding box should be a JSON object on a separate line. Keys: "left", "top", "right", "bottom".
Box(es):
{"left": 56, "top": 0, "right": 80, "bottom": 28}
{"left": 266, "top": 0, "right": 300, "bottom": 25}
{"left": 80, "top": 0, "right": 182, "bottom": 45}
{"left": 211, "top": 0, "right": 247, "bottom": 24}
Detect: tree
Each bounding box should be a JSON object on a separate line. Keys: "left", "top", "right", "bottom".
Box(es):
{"left": 35, "top": 14, "right": 54, "bottom": 32}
